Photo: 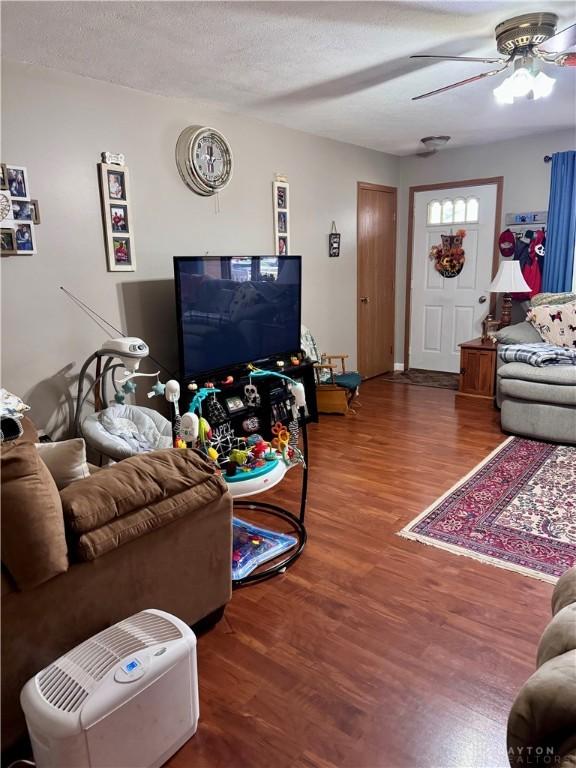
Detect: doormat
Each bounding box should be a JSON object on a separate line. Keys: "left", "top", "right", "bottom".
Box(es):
{"left": 399, "top": 437, "right": 576, "bottom": 583}
{"left": 381, "top": 368, "right": 459, "bottom": 390}
{"left": 232, "top": 518, "right": 297, "bottom": 581}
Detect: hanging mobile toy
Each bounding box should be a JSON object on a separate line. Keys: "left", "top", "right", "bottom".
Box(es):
{"left": 147, "top": 375, "right": 166, "bottom": 399}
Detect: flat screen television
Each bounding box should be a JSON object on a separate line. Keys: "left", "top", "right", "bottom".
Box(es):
{"left": 174, "top": 256, "right": 302, "bottom": 381}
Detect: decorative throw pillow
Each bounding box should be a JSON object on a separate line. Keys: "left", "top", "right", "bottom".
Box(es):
{"left": 35, "top": 438, "right": 90, "bottom": 490}
{"left": 527, "top": 301, "right": 576, "bottom": 348}
{"left": 494, "top": 321, "right": 542, "bottom": 345}
{"left": 1, "top": 441, "right": 69, "bottom": 590}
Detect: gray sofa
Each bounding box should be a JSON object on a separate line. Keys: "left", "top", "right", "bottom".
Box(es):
{"left": 495, "top": 320, "right": 576, "bottom": 444}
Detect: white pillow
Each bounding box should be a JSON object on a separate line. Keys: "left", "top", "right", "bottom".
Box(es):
{"left": 35, "top": 438, "right": 90, "bottom": 490}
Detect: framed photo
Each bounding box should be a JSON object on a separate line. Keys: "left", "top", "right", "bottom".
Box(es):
{"left": 14, "top": 222, "right": 36, "bottom": 254}
{"left": 110, "top": 204, "right": 129, "bottom": 233}
{"left": 1, "top": 227, "right": 16, "bottom": 256}
{"left": 0, "top": 164, "right": 8, "bottom": 191}
{"left": 112, "top": 237, "right": 131, "bottom": 267}
{"left": 329, "top": 232, "right": 341, "bottom": 258}
{"left": 6, "top": 165, "right": 29, "bottom": 200}
{"left": 273, "top": 180, "right": 290, "bottom": 256}
{"left": 98, "top": 161, "right": 135, "bottom": 272}
{"left": 11, "top": 199, "right": 40, "bottom": 224}
{"left": 0, "top": 190, "right": 12, "bottom": 223}
{"left": 107, "top": 169, "right": 126, "bottom": 201}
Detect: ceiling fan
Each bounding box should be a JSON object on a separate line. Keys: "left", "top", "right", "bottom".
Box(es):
{"left": 411, "top": 12, "right": 576, "bottom": 101}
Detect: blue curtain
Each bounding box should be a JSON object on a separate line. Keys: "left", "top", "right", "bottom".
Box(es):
{"left": 542, "top": 150, "right": 576, "bottom": 292}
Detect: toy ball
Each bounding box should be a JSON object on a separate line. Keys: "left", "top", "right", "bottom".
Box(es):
{"left": 207, "top": 446, "right": 219, "bottom": 461}
{"left": 187, "top": 382, "right": 198, "bottom": 391}
{"left": 246, "top": 433, "right": 263, "bottom": 446}
{"left": 114, "top": 392, "right": 125, "bottom": 404}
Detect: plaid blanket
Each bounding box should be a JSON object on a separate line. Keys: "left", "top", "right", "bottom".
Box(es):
{"left": 498, "top": 343, "right": 576, "bottom": 367}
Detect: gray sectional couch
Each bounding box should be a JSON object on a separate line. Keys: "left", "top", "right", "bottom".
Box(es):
{"left": 495, "top": 320, "right": 576, "bottom": 445}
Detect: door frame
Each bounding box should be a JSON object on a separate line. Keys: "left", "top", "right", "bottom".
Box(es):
{"left": 357, "top": 182, "right": 397, "bottom": 378}
{"left": 404, "top": 176, "right": 504, "bottom": 371}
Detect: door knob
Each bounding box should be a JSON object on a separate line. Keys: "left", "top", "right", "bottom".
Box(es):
{"left": 360, "top": 296, "right": 370, "bottom": 304}
{"left": 478, "top": 295, "right": 487, "bottom": 304}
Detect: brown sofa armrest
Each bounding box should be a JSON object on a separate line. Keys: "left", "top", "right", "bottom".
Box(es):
{"left": 61, "top": 448, "right": 226, "bottom": 535}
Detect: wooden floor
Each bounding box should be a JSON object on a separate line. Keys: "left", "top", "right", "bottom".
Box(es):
{"left": 168, "top": 379, "right": 552, "bottom": 768}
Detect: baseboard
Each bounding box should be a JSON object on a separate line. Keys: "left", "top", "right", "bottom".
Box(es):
{"left": 394, "top": 363, "right": 405, "bottom": 372}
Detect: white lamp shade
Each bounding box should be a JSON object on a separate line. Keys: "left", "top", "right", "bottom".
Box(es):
{"left": 489, "top": 260, "right": 531, "bottom": 293}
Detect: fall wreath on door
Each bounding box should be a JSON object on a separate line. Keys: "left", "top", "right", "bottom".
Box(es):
{"left": 429, "top": 229, "right": 466, "bottom": 278}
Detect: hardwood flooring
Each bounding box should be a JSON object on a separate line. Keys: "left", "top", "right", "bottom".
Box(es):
{"left": 167, "top": 379, "right": 552, "bottom": 768}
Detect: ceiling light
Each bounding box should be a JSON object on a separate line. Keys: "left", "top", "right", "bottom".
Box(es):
{"left": 532, "top": 71, "right": 556, "bottom": 99}
{"left": 420, "top": 135, "right": 451, "bottom": 150}
{"left": 493, "top": 58, "right": 556, "bottom": 105}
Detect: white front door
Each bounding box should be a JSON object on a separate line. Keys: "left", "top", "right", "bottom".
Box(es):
{"left": 409, "top": 184, "right": 498, "bottom": 373}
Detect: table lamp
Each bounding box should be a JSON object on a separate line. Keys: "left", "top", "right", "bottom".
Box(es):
{"left": 489, "top": 260, "right": 531, "bottom": 327}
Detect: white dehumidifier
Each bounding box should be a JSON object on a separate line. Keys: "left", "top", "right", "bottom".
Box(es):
{"left": 20, "top": 609, "right": 198, "bottom": 768}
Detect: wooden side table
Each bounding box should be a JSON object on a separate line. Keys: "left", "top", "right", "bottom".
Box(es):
{"left": 457, "top": 338, "right": 497, "bottom": 399}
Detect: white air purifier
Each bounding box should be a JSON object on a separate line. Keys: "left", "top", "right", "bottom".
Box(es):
{"left": 20, "top": 609, "right": 198, "bottom": 768}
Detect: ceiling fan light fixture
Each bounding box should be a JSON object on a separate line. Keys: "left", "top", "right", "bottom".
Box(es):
{"left": 532, "top": 71, "right": 556, "bottom": 99}
{"left": 493, "top": 62, "right": 556, "bottom": 105}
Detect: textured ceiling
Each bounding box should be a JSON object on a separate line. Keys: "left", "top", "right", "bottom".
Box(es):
{"left": 2, "top": 1, "right": 575, "bottom": 155}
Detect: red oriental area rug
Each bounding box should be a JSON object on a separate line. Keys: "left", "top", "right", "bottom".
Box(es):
{"left": 399, "top": 437, "right": 576, "bottom": 582}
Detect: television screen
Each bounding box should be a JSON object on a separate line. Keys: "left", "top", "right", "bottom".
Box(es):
{"left": 174, "top": 256, "right": 301, "bottom": 380}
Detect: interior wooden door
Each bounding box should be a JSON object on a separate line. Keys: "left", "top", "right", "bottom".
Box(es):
{"left": 357, "top": 183, "right": 396, "bottom": 379}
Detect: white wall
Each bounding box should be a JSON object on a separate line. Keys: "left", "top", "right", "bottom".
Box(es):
{"left": 1, "top": 60, "right": 399, "bottom": 435}
{"left": 396, "top": 128, "right": 575, "bottom": 362}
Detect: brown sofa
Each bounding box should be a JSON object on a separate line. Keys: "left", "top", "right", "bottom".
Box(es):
{"left": 508, "top": 567, "right": 576, "bottom": 766}
{"left": 1, "top": 418, "right": 232, "bottom": 752}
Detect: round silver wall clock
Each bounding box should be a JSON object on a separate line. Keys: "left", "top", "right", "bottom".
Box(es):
{"left": 176, "top": 126, "right": 233, "bottom": 196}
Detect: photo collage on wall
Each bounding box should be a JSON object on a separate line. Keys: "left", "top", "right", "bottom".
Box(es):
{"left": 0, "top": 164, "right": 41, "bottom": 257}
{"left": 98, "top": 155, "right": 135, "bottom": 272}
{"left": 273, "top": 180, "right": 290, "bottom": 256}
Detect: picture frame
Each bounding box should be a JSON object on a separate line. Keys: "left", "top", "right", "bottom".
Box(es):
{"left": 0, "top": 164, "right": 8, "bottom": 191}
{"left": 14, "top": 221, "right": 37, "bottom": 254}
{"left": 98, "top": 161, "right": 135, "bottom": 271}
{"left": 109, "top": 203, "right": 129, "bottom": 233}
{"left": 273, "top": 180, "right": 290, "bottom": 256}
{"left": 329, "top": 232, "right": 341, "bottom": 258}
{"left": 11, "top": 199, "right": 40, "bottom": 224}
{"left": 6, "top": 165, "right": 29, "bottom": 200}
{"left": 1, "top": 227, "right": 17, "bottom": 256}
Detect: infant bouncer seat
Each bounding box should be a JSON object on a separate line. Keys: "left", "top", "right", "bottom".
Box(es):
{"left": 73, "top": 338, "right": 172, "bottom": 462}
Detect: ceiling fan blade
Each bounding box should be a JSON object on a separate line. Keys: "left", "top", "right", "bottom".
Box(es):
{"left": 410, "top": 54, "right": 506, "bottom": 64}
{"left": 536, "top": 22, "right": 576, "bottom": 53}
{"left": 412, "top": 65, "right": 509, "bottom": 101}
